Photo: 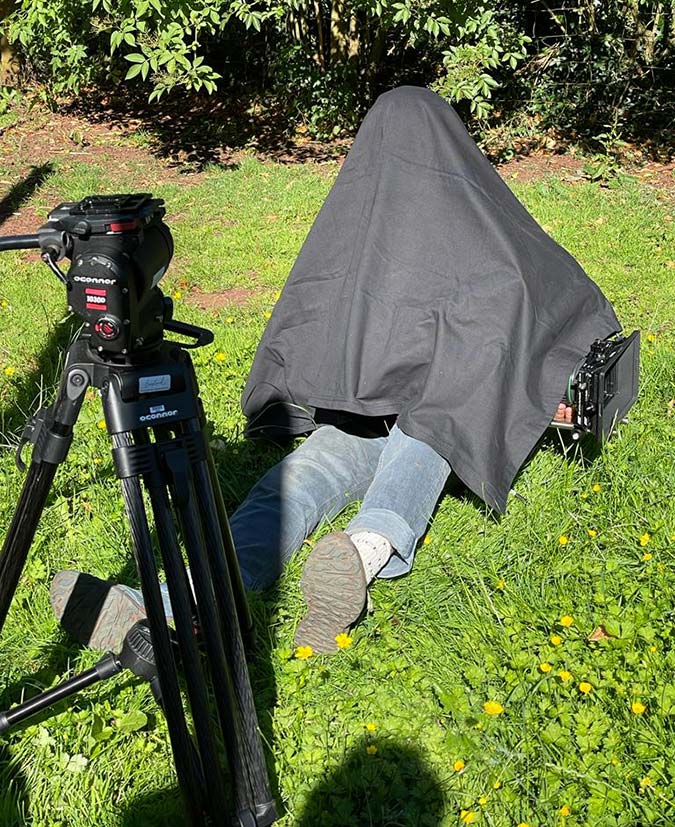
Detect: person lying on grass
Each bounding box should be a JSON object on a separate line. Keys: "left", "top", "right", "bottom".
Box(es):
{"left": 51, "top": 87, "right": 620, "bottom": 655}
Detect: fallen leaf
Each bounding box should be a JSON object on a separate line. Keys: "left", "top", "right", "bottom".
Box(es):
{"left": 588, "top": 625, "right": 614, "bottom": 642}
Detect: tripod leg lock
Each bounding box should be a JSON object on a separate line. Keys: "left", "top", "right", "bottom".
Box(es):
{"left": 16, "top": 406, "right": 74, "bottom": 471}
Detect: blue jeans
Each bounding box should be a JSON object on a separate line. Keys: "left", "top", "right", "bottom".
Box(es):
{"left": 229, "top": 424, "right": 451, "bottom": 590}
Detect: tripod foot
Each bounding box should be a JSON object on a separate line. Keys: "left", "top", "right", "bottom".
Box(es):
{"left": 50, "top": 570, "right": 148, "bottom": 653}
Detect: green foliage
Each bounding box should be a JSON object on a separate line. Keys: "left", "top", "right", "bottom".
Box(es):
{"left": 7, "top": 0, "right": 99, "bottom": 105}
{"left": 2, "top": 0, "right": 674, "bottom": 145}
{"left": 431, "top": 8, "right": 530, "bottom": 121}
{"left": 98, "top": 0, "right": 277, "bottom": 101}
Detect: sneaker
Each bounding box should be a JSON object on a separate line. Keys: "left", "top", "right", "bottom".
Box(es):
{"left": 50, "top": 570, "right": 147, "bottom": 653}
{"left": 294, "top": 532, "right": 368, "bottom": 654}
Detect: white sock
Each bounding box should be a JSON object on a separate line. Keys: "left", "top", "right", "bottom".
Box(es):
{"left": 349, "top": 531, "right": 393, "bottom": 582}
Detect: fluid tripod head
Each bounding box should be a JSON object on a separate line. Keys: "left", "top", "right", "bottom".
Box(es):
{"left": 0, "top": 193, "right": 181, "bottom": 356}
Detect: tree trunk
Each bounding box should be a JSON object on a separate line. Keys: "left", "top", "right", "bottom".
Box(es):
{"left": 329, "top": 0, "right": 359, "bottom": 67}
{"left": 0, "top": 0, "right": 18, "bottom": 85}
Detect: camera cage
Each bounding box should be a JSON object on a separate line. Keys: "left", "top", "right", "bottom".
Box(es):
{"left": 551, "top": 330, "right": 640, "bottom": 443}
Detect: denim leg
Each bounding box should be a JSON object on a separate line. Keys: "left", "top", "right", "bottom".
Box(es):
{"left": 230, "top": 425, "right": 387, "bottom": 590}
{"left": 346, "top": 424, "right": 451, "bottom": 578}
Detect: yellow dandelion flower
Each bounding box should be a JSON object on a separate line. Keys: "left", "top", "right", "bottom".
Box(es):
{"left": 226, "top": 316, "right": 234, "bottom": 324}
{"left": 214, "top": 352, "right": 227, "bottom": 362}
{"left": 550, "top": 634, "right": 562, "bottom": 646}
{"left": 640, "top": 776, "right": 652, "bottom": 788}
{"left": 560, "top": 615, "right": 574, "bottom": 627}
{"left": 578, "top": 681, "right": 593, "bottom": 694}
{"left": 365, "top": 722, "right": 377, "bottom": 732}
{"left": 611, "top": 757, "right": 619, "bottom": 766}
{"left": 0, "top": 300, "right": 8, "bottom": 308}
{"left": 587, "top": 528, "right": 597, "bottom": 538}
{"left": 649, "top": 645, "right": 658, "bottom": 653}
{"left": 558, "top": 670, "right": 572, "bottom": 682}
{"left": 172, "top": 290, "right": 182, "bottom": 300}
{"left": 295, "top": 645, "right": 313, "bottom": 660}
{"left": 453, "top": 759, "right": 465, "bottom": 772}
{"left": 3, "top": 366, "right": 15, "bottom": 376}
{"left": 478, "top": 796, "right": 487, "bottom": 806}
{"left": 423, "top": 535, "right": 432, "bottom": 545}
{"left": 459, "top": 810, "right": 477, "bottom": 824}
{"left": 539, "top": 662, "right": 553, "bottom": 673}
{"left": 640, "top": 532, "right": 651, "bottom": 547}
{"left": 642, "top": 552, "right": 653, "bottom": 561}
{"left": 592, "top": 483, "right": 601, "bottom": 492}
{"left": 492, "top": 780, "right": 501, "bottom": 790}
{"left": 646, "top": 332, "right": 656, "bottom": 343}
{"left": 580, "top": 492, "right": 588, "bottom": 499}
{"left": 517, "top": 823, "right": 530, "bottom": 827}
{"left": 496, "top": 578, "right": 505, "bottom": 590}
{"left": 559, "top": 804, "right": 571, "bottom": 817}
{"left": 631, "top": 701, "right": 646, "bottom": 715}
{"left": 334, "top": 632, "right": 353, "bottom": 649}
{"left": 264, "top": 311, "right": 272, "bottom": 319}
{"left": 97, "top": 419, "right": 107, "bottom": 430}
{"left": 366, "top": 745, "right": 378, "bottom": 755}
{"left": 558, "top": 535, "right": 568, "bottom": 545}
{"left": 274, "top": 290, "right": 282, "bottom": 300}
{"left": 483, "top": 700, "right": 504, "bottom": 716}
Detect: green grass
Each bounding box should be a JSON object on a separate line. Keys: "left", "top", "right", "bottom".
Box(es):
{"left": 0, "top": 152, "right": 674, "bottom": 827}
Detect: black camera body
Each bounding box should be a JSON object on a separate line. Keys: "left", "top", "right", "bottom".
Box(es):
{"left": 39, "top": 194, "right": 174, "bottom": 355}
{"left": 551, "top": 330, "right": 640, "bottom": 444}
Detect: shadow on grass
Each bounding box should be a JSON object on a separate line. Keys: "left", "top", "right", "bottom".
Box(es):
{"left": 295, "top": 738, "right": 444, "bottom": 827}
{"left": 65, "top": 91, "right": 350, "bottom": 172}
{"left": 118, "top": 737, "right": 445, "bottom": 827}
{"left": 119, "top": 738, "right": 445, "bottom": 827}
{"left": 0, "top": 163, "right": 54, "bottom": 229}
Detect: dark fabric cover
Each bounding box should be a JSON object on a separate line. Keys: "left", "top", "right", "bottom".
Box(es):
{"left": 241, "top": 86, "right": 620, "bottom": 512}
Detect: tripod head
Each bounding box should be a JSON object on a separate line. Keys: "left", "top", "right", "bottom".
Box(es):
{"left": 0, "top": 193, "right": 191, "bottom": 357}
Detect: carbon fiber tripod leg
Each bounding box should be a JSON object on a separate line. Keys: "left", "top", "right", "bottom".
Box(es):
{"left": 0, "top": 363, "right": 88, "bottom": 634}
{"left": 113, "top": 431, "right": 210, "bottom": 827}
{"left": 163, "top": 444, "right": 276, "bottom": 826}
{"left": 190, "top": 453, "right": 275, "bottom": 820}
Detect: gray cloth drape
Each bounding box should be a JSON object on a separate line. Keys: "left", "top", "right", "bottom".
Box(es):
{"left": 241, "top": 86, "right": 620, "bottom": 512}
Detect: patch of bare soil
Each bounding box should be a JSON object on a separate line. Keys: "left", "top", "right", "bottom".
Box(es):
{"left": 498, "top": 152, "right": 585, "bottom": 184}
{"left": 184, "top": 286, "right": 263, "bottom": 311}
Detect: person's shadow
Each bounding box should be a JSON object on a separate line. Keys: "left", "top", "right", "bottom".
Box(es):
{"left": 294, "top": 738, "right": 444, "bottom": 827}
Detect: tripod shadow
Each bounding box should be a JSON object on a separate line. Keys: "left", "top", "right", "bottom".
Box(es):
{"left": 0, "top": 163, "right": 54, "bottom": 229}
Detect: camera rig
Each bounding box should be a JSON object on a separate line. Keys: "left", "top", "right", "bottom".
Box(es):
{"left": 0, "top": 194, "right": 277, "bottom": 827}
{"left": 551, "top": 330, "right": 640, "bottom": 443}
{"left": 0, "top": 193, "right": 194, "bottom": 356}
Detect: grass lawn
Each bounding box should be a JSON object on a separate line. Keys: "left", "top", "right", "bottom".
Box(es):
{"left": 0, "top": 144, "right": 674, "bottom": 827}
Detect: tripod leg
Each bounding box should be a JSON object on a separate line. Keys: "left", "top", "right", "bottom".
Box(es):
{"left": 191, "top": 455, "right": 275, "bottom": 818}
{"left": 144, "top": 471, "right": 232, "bottom": 822}
{"left": 203, "top": 430, "right": 254, "bottom": 648}
{"left": 163, "top": 449, "right": 275, "bottom": 825}
{"left": 0, "top": 364, "right": 89, "bottom": 634}
{"left": 112, "top": 431, "right": 207, "bottom": 827}
{"left": 0, "top": 463, "right": 58, "bottom": 634}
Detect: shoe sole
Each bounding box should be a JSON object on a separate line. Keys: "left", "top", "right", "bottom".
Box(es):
{"left": 295, "top": 532, "right": 366, "bottom": 654}
{"left": 50, "top": 570, "right": 147, "bottom": 653}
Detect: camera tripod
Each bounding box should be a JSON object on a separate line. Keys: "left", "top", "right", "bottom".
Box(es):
{"left": 0, "top": 195, "right": 277, "bottom": 827}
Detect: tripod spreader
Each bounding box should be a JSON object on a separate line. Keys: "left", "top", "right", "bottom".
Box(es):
{"left": 0, "top": 621, "right": 162, "bottom": 735}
